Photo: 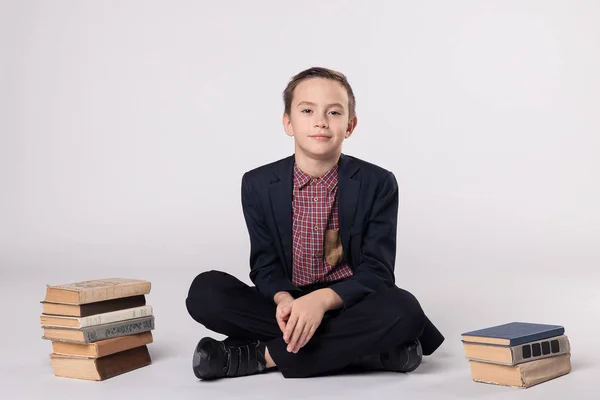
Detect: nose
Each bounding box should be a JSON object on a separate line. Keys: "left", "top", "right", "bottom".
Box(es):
{"left": 314, "top": 120, "right": 328, "bottom": 129}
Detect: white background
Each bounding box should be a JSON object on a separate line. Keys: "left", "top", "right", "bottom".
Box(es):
{"left": 1, "top": 0, "right": 598, "bottom": 398}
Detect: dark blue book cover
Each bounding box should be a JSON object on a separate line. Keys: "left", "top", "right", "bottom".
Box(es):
{"left": 462, "top": 322, "right": 565, "bottom": 346}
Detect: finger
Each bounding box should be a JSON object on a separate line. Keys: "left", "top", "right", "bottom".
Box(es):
{"left": 301, "top": 325, "right": 317, "bottom": 349}
{"left": 276, "top": 314, "right": 287, "bottom": 333}
{"left": 295, "top": 324, "right": 312, "bottom": 352}
{"left": 284, "top": 314, "right": 298, "bottom": 344}
{"left": 277, "top": 304, "right": 292, "bottom": 329}
{"left": 288, "top": 319, "right": 305, "bottom": 352}
{"left": 280, "top": 305, "right": 292, "bottom": 319}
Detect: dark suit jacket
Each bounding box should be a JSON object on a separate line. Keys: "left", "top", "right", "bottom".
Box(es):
{"left": 241, "top": 153, "right": 444, "bottom": 355}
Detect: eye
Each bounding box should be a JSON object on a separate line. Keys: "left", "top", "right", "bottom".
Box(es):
{"left": 301, "top": 109, "right": 312, "bottom": 114}
{"left": 329, "top": 111, "right": 342, "bottom": 115}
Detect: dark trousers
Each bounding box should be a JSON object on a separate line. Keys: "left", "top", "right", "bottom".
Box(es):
{"left": 186, "top": 270, "right": 443, "bottom": 378}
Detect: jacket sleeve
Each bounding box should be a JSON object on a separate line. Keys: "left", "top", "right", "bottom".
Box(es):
{"left": 241, "top": 173, "right": 301, "bottom": 302}
{"left": 328, "top": 170, "right": 398, "bottom": 311}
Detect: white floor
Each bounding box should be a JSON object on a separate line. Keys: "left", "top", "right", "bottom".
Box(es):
{"left": 1, "top": 266, "right": 597, "bottom": 400}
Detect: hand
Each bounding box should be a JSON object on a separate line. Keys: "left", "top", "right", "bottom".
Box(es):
{"left": 283, "top": 291, "right": 328, "bottom": 353}
{"left": 275, "top": 292, "right": 294, "bottom": 333}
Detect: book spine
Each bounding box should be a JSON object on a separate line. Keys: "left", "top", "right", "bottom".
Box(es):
{"left": 512, "top": 335, "right": 570, "bottom": 364}
{"left": 78, "top": 295, "right": 146, "bottom": 317}
{"left": 78, "top": 282, "right": 151, "bottom": 304}
{"left": 96, "top": 331, "right": 154, "bottom": 357}
{"left": 78, "top": 306, "right": 153, "bottom": 328}
{"left": 82, "top": 316, "right": 155, "bottom": 343}
{"left": 509, "top": 327, "right": 565, "bottom": 346}
{"left": 97, "top": 345, "right": 152, "bottom": 380}
{"left": 520, "top": 353, "right": 571, "bottom": 387}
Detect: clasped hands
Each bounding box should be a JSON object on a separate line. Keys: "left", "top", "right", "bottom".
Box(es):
{"left": 274, "top": 289, "right": 342, "bottom": 353}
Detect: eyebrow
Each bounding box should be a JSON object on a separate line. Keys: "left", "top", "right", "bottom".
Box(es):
{"left": 297, "top": 101, "right": 345, "bottom": 109}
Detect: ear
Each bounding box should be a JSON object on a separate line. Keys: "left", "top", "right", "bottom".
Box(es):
{"left": 282, "top": 113, "right": 294, "bottom": 137}
{"left": 344, "top": 115, "right": 358, "bottom": 139}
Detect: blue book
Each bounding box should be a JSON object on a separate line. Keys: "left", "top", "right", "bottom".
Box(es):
{"left": 461, "top": 322, "right": 565, "bottom": 346}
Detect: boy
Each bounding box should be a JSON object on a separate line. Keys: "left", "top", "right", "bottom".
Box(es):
{"left": 186, "top": 67, "right": 444, "bottom": 379}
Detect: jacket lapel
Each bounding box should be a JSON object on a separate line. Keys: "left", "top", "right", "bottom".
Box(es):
{"left": 269, "top": 153, "right": 361, "bottom": 277}
{"left": 338, "top": 153, "right": 361, "bottom": 261}
{"left": 269, "top": 155, "right": 294, "bottom": 277}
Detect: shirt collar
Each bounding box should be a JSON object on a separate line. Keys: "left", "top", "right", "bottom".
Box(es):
{"left": 293, "top": 162, "right": 338, "bottom": 192}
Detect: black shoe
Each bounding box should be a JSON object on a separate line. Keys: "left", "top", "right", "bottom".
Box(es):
{"left": 347, "top": 339, "right": 423, "bottom": 373}
{"left": 192, "top": 337, "right": 268, "bottom": 380}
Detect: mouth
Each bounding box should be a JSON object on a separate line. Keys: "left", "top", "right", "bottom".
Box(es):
{"left": 310, "top": 135, "right": 332, "bottom": 141}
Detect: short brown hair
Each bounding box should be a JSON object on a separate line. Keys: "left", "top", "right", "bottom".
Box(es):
{"left": 283, "top": 67, "right": 356, "bottom": 119}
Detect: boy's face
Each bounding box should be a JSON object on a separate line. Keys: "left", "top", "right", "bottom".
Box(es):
{"left": 283, "top": 78, "right": 357, "bottom": 161}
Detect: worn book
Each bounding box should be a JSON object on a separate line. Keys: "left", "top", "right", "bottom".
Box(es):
{"left": 41, "top": 295, "right": 147, "bottom": 317}
{"left": 51, "top": 331, "right": 153, "bottom": 358}
{"left": 463, "top": 335, "right": 570, "bottom": 366}
{"left": 462, "top": 322, "right": 564, "bottom": 346}
{"left": 42, "top": 315, "right": 155, "bottom": 344}
{"left": 44, "top": 278, "right": 151, "bottom": 305}
{"left": 50, "top": 345, "right": 152, "bottom": 380}
{"left": 41, "top": 305, "right": 153, "bottom": 328}
{"left": 469, "top": 353, "right": 571, "bottom": 388}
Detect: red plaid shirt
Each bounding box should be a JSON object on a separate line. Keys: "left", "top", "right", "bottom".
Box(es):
{"left": 291, "top": 162, "right": 354, "bottom": 286}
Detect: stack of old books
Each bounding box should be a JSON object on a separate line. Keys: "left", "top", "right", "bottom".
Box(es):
{"left": 40, "top": 278, "right": 155, "bottom": 381}
{"left": 461, "top": 322, "right": 571, "bottom": 388}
